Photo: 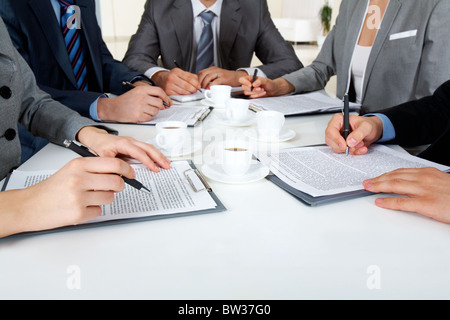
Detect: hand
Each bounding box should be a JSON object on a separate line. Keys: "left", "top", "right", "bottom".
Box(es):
{"left": 0, "top": 157, "right": 136, "bottom": 237}
{"left": 76, "top": 127, "right": 171, "bottom": 172}
{"left": 197, "top": 67, "right": 247, "bottom": 89}
{"left": 239, "top": 76, "right": 295, "bottom": 98}
{"left": 152, "top": 69, "right": 200, "bottom": 95}
{"left": 97, "top": 85, "right": 172, "bottom": 123}
{"left": 363, "top": 168, "right": 450, "bottom": 224}
{"left": 325, "top": 114, "right": 383, "bottom": 155}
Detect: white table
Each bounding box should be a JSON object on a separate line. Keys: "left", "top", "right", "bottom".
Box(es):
{"left": 1, "top": 108, "right": 450, "bottom": 300}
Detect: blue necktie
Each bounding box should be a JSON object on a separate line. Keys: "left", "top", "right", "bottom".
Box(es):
{"left": 58, "top": 0, "right": 88, "bottom": 91}
{"left": 196, "top": 11, "right": 215, "bottom": 73}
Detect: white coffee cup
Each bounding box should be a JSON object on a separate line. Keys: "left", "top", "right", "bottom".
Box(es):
{"left": 204, "top": 85, "right": 232, "bottom": 106}
{"left": 155, "top": 121, "right": 187, "bottom": 150}
{"left": 257, "top": 110, "right": 285, "bottom": 140}
{"left": 226, "top": 99, "right": 250, "bottom": 123}
{"left": 222, "top": 141, "right": 252, "bottom": 177}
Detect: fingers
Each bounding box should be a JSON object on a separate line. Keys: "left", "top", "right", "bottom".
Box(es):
{"left": 198, "top": 69, "right": 219, "bottom": 88}
{"left": 111, "top": 137, "right": 171, "bottom": 172}
{"left": 168, "top": 69, "right": 200, "bottom": 95}
{"left": 325, "top": 113, "right": 348, "bottom": 153}
{"left": 239, "top": 76, "right": 267, "bottom": 98}
{"left": 373, "top": 197, "right": 429, "bottom": 215}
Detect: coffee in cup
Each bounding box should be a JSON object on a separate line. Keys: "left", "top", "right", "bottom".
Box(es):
{"left": 155, "top": 121, "right": 188, "bottom": 150}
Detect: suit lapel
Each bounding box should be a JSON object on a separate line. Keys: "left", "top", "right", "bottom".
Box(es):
{"left": 171, "top": 0, "right": 194, "bottom": 71}
{"left": 28, "top": 0, "right": 78, "bottom": 87}
{"left": 218, "top": 0, "right": 242, "bottom": 69}
{"left": 362, "top": 0, "right": 402, "bottom": 99}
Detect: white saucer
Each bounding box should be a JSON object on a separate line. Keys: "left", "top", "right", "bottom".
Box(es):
{"left": 246, "top": 128, "right": 296, "bottom": 142}
{"left": 201, "top": 162, "right": 270, "bottom": 184}
{"left": 201, "top": 99, "right": 226, "bottom": 109}
{"left": 215, "top": 110, "right": 256, "bottom": 127}
{"left": 149, "top": 140, "right": 202, "bottom": 158}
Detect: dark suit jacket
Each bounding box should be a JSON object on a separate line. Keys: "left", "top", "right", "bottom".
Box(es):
{"left": 0, "top": 0, "right": 141, "bottom": 118}
{"left": 380, "top": 80, "right": 450, "bottom": 166}
{"left": 123, "top": 0, "right": 303, "bottom": 79}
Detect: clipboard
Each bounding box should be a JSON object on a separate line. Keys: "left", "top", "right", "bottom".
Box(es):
{"left": 3, "top": 161, "right": 226, "bottom": 239}
{"left": 265, "top": 174, "right": 373, "bottom": 207}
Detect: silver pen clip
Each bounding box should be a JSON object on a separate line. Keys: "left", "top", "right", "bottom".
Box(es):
{"left": 64, "top": 139, "right": 100, "bottom": 157}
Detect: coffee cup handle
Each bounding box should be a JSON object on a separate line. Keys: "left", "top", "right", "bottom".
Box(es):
{"left": 155, "top": 134, "right": 167, "bottom": 149}
{"left": 204, "top": 90, "right": 213, "bottom": 102}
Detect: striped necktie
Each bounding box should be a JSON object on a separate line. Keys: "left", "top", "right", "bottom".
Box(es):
{"left": 58, "top": 0, "right": 88, "bottom": 91}
{"left": 196, "top": 11, "right": 215, "bottom": 73}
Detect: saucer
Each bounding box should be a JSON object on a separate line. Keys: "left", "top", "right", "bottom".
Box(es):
{"left": 201, "top": 99, "right": 226, "bottom": 109}
{"left": 246, "top": 128, "right": 296, "bottom": 142}
{"left": 149, "top": 139, "right": 202, "bottom": 158}
{"left": 201, "top": 162, "right": 270, "bottom": 184}
{"left": 215, "top": 110, "right": 256, "bottom": 127}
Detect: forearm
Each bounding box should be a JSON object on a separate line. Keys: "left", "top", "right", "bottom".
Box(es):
{"left": 0, "top": 189, "right": 32, "bottom": 238}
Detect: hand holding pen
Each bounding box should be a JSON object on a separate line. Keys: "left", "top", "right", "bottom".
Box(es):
{"left": 64, "top": 139, "right": 152, "bottom": 194}
{"left": 123, "top": 81, "right": 171, "bottom": 108}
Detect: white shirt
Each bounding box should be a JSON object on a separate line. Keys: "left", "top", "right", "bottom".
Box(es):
{"left": 351, "top": 45, "right": 372, "bottom": 104}
{"left": 145, "top": 0, "right": 265, "bottom": 80}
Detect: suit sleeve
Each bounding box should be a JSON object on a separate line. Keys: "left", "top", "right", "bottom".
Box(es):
{"left": 380, "top": 80, "right": 450, "bottom": 147}
{"left": 253, "top": 0, "right": 303, "bottom": 79}
{"left": 123, "top": 0, "right": 161, "bottom": 74}
{"left": 412, "top": 0, "right": 450, "bottom": 100}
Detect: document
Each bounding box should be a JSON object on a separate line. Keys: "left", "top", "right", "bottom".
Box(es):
{"left": 140, "top": 105, "right": 211, "bottom": 126}
{"left": 265, "top": 145, "right": 450, "bottom": 198}
{"left": 4, "top": 161, "right": 220, "bottom": 224}
{"left": 249, "top": 90, "right": 360, "bottom": 116}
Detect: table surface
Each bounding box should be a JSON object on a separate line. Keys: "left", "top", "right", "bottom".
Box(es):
{"left": 1, "top": 104, "right": 449, "bottom": 300}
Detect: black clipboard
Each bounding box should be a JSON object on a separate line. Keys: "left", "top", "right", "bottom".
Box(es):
{"left": 265, "top": 174, "right": 373, "bottom": 207}
{"left": 2, "top": 161, "right": 226, "bottom": 239}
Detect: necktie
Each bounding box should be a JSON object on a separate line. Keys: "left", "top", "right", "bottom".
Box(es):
{"left": 58, "top": 0, "right": 88, "bottom": 91}
{"left": 196, "top": 11, "right": 215, "bottom": 73}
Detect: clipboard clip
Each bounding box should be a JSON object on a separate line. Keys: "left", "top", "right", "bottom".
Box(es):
{"left": 184, "top": 169, "right": 212, "bottom": 193}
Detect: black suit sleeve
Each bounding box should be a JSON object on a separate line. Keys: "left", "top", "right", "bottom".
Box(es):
{"left": 380, "top": 80, "right": 450, "bottom": 147}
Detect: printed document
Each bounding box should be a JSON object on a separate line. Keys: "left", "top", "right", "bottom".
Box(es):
{"left": 140, "top": 105, "right": 210, "bottom": 126}
{"left": 266, "top": 145, "right": 450, "bottom": 197}
{"left": 249, "top": 90, "right": 360, "bottom": 115}
{"left": 4, "top": 161, "right": 218, "bottom": 223}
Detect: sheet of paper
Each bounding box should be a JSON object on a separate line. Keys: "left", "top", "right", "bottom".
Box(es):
{"left": 140, "top": 105, "right": 210, "bottom": 126}
{"left": 249, "top": 91, "right": 360, "bottom": 116}
{"left": 266, "top": 145, "right": 450, "bottom": 197}
{"left": 4, "top": 161, "right": 218, "bottom": 223}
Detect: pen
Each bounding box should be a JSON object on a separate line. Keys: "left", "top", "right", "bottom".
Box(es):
{"left": 343, "top": 93, "right": 350, "bottom": 156}
{"left": 63, "top": 139, "right": 152, "bottom": 194}
{"left": 251, "top": 69, "right": 258, "bottom": 92}
{"left": 122, "top": 81, "right": 170, "bottom": 108}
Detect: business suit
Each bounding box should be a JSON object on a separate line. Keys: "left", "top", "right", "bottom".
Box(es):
{"left": 0, "top": 0, "right": 142, "bottom": 117}
{"left": 380, "top": 80, "right": 450, "bottom": 167}
{"left": 0, "top": 18, "right": 97, "bottom": 180}
{"left": 123, "top": 0, "right": 303, "bottom": 79}
{"left": 283, "top": 0, "right": 450, "bottom": 113}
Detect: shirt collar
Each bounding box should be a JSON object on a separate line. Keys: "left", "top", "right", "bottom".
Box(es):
{"left": 191, "top": 0, "right": 223, "bottom": 18}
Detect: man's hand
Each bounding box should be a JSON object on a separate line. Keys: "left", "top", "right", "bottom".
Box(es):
{"left": 198, "top": 67, "right": 247, "bottom": 89}
{"left": 363, "top": 167, "right": 450, "bottom": 224}
{"left": 152, "top": 69, "right": 201, "bottom": 95}
{"left": 97, "top": 85, "right": 172, "bottom": 123}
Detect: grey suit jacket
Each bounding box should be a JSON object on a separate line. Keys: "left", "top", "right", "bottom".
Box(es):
{"left": 0, "top": 18, "right": 98, "bottom": 179}
{"left": 123, "top": 0, "right": 303, "bottom": 79}
{"left": 283, "top": 0, "right": 450, "bottom": 113}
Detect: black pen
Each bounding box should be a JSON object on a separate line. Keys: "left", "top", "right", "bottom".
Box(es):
{"left": 343, "top": 94, "right": 350, "bottom": 156}
{"left": 122, "top": 81, "right": 170, "bottom": 108}
{"left": 63, "top": 139, "right": 152, "bottom": 194}
{"left": 251, "top": 69, "right": 258, "bottom": 92}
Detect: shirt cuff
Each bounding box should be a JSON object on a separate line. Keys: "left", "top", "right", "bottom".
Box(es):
{"left": 89, "top": 95, "right": 108, "bottom": 122}
{"left": 238, "top": 67, "right": 267, "bottom": 79}
{"left": 364, "top": 113, "right": 396, "bottom": 143}
{"left": 144, "top": 67, "right": 170, "bottom": 82}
